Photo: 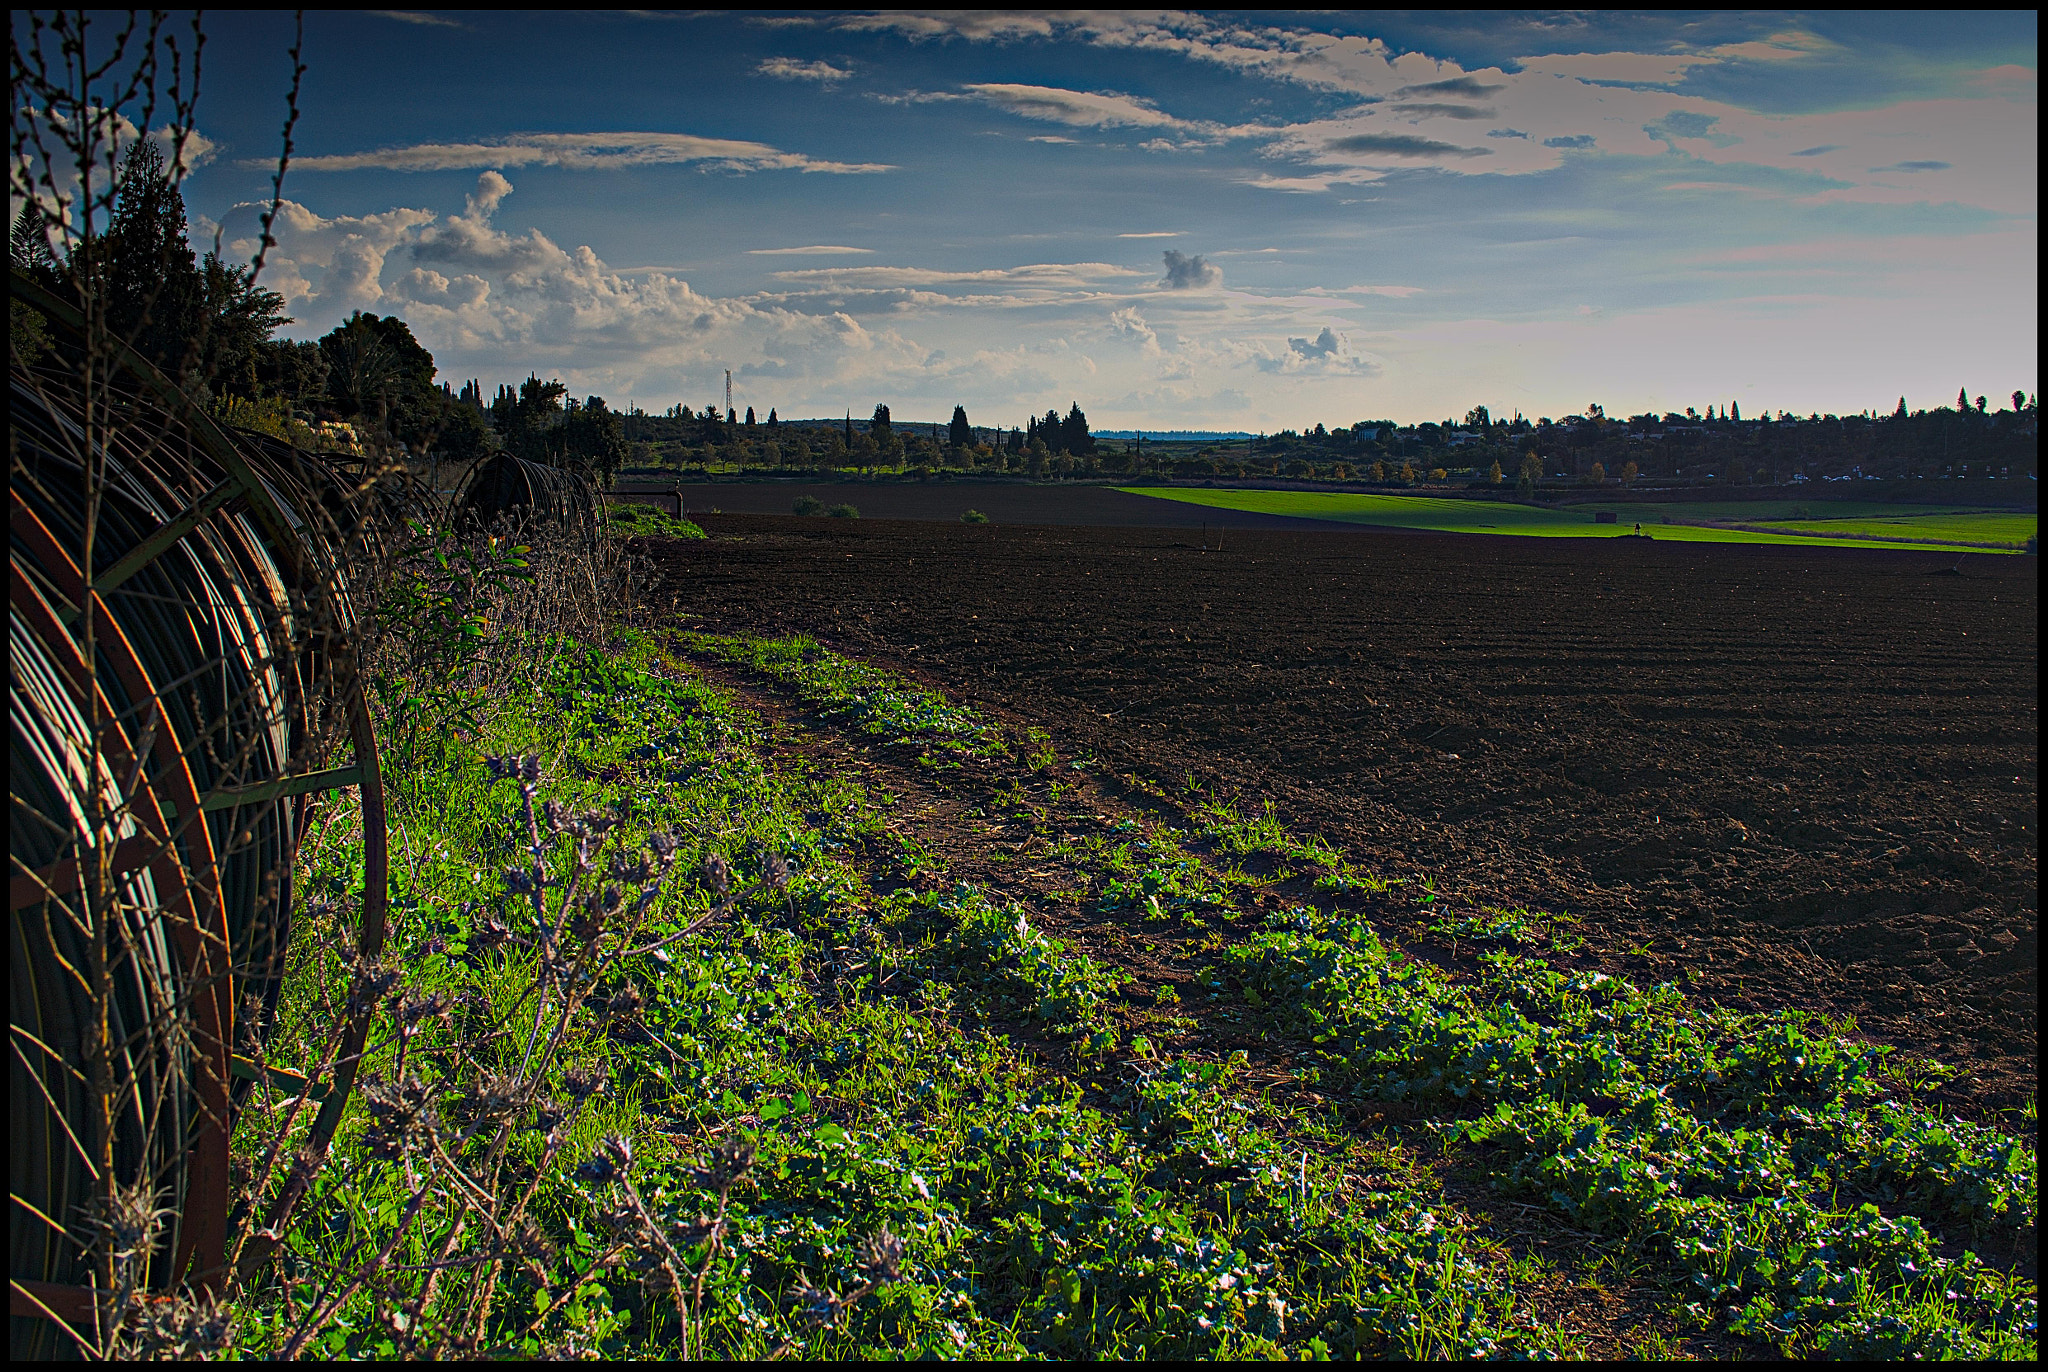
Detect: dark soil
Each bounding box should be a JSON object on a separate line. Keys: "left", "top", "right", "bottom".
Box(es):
{"left": 651, "top": 512, "right": 2039, "bottom": 1111}
{"left": 616, "top": 479, "right": 1365, "bottom": 529}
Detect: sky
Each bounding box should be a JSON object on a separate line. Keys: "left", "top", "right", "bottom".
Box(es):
{"left": 21, "top": 10, "right": 2039, "bottom": 428}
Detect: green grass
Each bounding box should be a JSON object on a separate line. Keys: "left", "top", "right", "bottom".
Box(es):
{"left": 235, "top": 624, "right": 2036, "bottom": 1360}
{"left": 606, "top": 501, "right": 707, "bottom": 539}
{"left": 1120, "top": 488, "right": 2024, "bottom": 552}
{"left": 1753, "top": 511, "right": 2036, "bottom": 547}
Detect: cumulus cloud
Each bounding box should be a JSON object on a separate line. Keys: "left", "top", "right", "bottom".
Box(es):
{"left": 1263, "top": 326, "right": 1379, "bottom": 375}
{"left": 285, "top": 130, "right": 890, "bottom": 175}
{"left": 759, "top": 57, "right": 850, "bottom": 82}
{"left": 218, "top": 171, "right": 946, "bottom": 410}
{"left": 1289, "top": 326, "right": 1343, "bottom": 359}
{"left": 1109, "top": 306, "right": 1159, "bottom": 351}
{"left": 1160, "top": 250, "right": 1222, "bottom": 290}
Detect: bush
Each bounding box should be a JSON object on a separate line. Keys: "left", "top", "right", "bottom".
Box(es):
{"left": 961, "top": 508, "right": 988, "bottom": 524}
{"left": 792, "top": 494, "right": 826, "bottom": 515}
{"left": 827, "top": 502, "right": 860, "bottom": 519}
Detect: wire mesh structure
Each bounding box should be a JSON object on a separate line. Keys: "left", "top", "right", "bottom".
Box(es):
{"left": 10, "top": 275, "right": 390, "bottom": 1354}
{"left": 454, "top": 451, "right": 597, "bottom": 533}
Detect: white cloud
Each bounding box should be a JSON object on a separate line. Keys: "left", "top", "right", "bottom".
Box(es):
{"left": 834, "top": 12, "right": 2030, "bottom": 216}
{"left": 759, "top": 57, "right": 850, "bottom": 82}
{"left": 1118, "top": 231, "right": 1180, "bottom": 238}
{"left": 963, "top": 83, "right": 1184, "bottom": 129}
{"left": 1336, "top": 283, "right": 1426, "bottom": 298}
{"left": 747, "top": 244, "right": 874, "bottom": 255}
{"left": 769, "top": 262, "right": 1146, "bottom": 290}
{"left": 1109, "top": 306, "right": 1159, "bottom": 352}
{"left": 284, "top": 130, "right": 890, "bottom": 175}
{"left": 370, "top": 10, "right": 464, "bottom": 27}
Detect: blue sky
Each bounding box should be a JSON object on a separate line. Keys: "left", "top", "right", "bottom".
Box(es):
{"left": 60, "top": 11, "right": 2043, "bottom": 426}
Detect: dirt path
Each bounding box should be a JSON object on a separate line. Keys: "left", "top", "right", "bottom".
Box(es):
{"left": 670, "top": 638, "right": 1758, "bottom": 1358}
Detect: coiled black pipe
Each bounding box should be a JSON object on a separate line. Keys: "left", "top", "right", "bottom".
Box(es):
{"left": 9, "top": 275, "right": 388, "bottom": 1355}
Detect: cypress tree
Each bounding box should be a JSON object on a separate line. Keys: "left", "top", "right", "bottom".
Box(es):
{"left": 949, "top": 404, "right": 972, "bottom": 448}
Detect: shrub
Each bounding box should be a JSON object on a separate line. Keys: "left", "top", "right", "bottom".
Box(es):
{"left": 961, "top": 508, "right": 989, "bottom": 524}
{"left": 792, "top": 494, "right": 826, "bottom": 515}
{"left": 826, "top": 502, "right": 860, "bottom": 519}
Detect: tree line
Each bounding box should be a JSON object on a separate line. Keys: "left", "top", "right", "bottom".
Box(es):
{"left": 11, "top": 140, "right": 630, "bottom": 482}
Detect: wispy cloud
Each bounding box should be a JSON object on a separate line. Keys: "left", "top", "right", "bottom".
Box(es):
{"left": 1326, "top": 133, "right": 1492, "bottom": 159}
{"left": 758, "top": 57, "right": 850, "bottom": 82}
{"left": 287, "top": 131, "right": 890, "bottom": 175}
{"left": 963, "top": 83, "right": 1184, "bottom": 129}
{"left": 770, "top": 262, "right": 1146, "bottom": 288}
{"left": 370, "top": 10, "right": 463, "bottom": 28}
{"left": 748, "top": 244, "right": 874, "bottom": 255}
{"left": 1119, "top": 231, "right": 1180, "bottom": 238}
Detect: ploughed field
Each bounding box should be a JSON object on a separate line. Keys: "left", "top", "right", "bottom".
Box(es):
{"left": 653, "top": 513, "right": 2038, "bottom": 1109}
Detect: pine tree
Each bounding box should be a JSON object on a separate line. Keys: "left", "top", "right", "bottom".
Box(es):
{"left": 1061, "top": 402, "right": 1093, "bottom": 456}
{"left": 1895, "top": 396, "right": 1908, "bottom": 419}
{"left": 1957, "top": 387, "right": 1969, "bottom": 410}
{"left": 10, "top": 201, "right": 59, "bottom": 281}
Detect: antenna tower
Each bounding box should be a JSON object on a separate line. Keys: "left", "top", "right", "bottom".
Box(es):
{"left": 725, "top": 369, "right": 732, "bottom": 419}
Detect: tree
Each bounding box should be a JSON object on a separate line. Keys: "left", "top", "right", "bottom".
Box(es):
{"left": 745, "top": 406, "right": 756, "bottom": 426}
{"left": 1465, "top": 405, "right": 1491, "bottom": 429}
{"left": 1731, "top": 401, "right": 1741, "bottom": 421}
{"left": 1061, "top": 402, "right": 1094, "bottom": 457}
{"left": 10, "top": 201, "right": 59, "bottom": 282}
{"left": 2013, "top": 391, "right": 2026, "bottom": 413}
{"left": 562, "top": 395, "right": 627, "bottom": 484}
{"left": 493, "top": 374, "right": 569, "bottom": 462}
{"left": 1620, "top": 460, "right": 1639, "bottom": 484}
{"left": 1487, "top": 458, "right": 1504, "bottom": 485}
{"left": 199, "top": 251, "right": 290, "bottom": 398}
{"left": 1975, "top": 395, "right": 1987, "bottom": 414}
{"left": 870, "top": 403, "right": 892, "bottom": 442}
{"left": 767, "top": 407, "right": 778, "bottom": 427}
{"left": 1957, "top": 387, "right": 1970, "bottom": 410}
{"left": 1517, "top": 452, "right": 1541, "bottom": 497}
{"left": 85, "top": 138, "right": 203, "bottom": 376}
{"left": 949, "top": 404, "right": 972, "bottom": 448}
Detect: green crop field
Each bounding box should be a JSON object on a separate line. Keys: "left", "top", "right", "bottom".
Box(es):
{"left": 1121, "top": 488, "right": 2027, "bottom": 552}
{"left": 1754, "top": 511, "right": 2036, "bottom": 547}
